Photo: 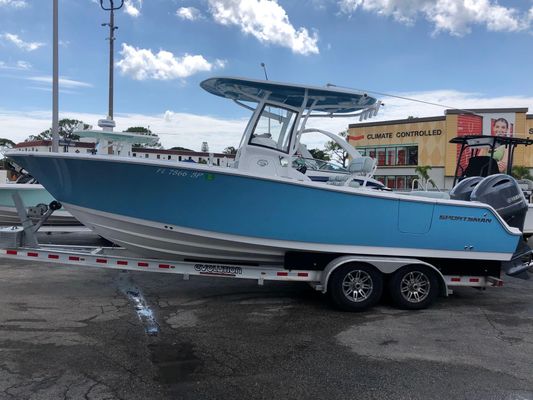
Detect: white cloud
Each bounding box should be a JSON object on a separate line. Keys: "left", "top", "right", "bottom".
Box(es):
{"left": 0, "top": 60, "right": 31, "bottom": 70}
{"left": 338, "top": 0, "right": 531, "bottom": 36}
{"left": 2, "top": 90, "right": 533, "bottom": 151}
{"left": 1, "top": 33, "right": 44, "bottom": 51}
{"left": 176, "top": 6, "right": 203, "bottom": 21}
{"left": 116, "top": 43, "right": 225, "bottom": 81}
{"left": 123, "top": 0, "right": 142, "bottom": 17}
{"left": 0, "top": 0, "right": 27, "bottom": 7}
{"left": 207, "top": 0, "right": 319, "bottom": 55}
{"left": 26, "top": 76, "right": 93, "bottom": 88}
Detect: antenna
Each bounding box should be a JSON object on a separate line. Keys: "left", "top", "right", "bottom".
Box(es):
{"left": 100, "top": 0, "right": 124, "bottom": 126}
{"left": 260, "top": 62, "right": 271, "bottom": 134}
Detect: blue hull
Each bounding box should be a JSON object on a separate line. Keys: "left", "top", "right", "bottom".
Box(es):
{"left": 7, "top": 153, "right": 521, "bottom": 262}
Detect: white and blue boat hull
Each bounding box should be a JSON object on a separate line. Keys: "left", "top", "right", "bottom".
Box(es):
{"left": 6, "top": 153, "right": 522, "bottom": 265}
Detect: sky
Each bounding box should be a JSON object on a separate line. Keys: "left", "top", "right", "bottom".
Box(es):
{"left": 1, "top": 0, "right": 533, "bottom": 151}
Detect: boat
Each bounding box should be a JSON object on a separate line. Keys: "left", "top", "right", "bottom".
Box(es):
{"left": 1, "top": 124, "right": 159, "bottom": 227}
{"left": 5, "top": 77, "right": 530, "bottom": 273}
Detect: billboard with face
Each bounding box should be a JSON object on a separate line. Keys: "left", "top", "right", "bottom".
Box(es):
{"left": 455, "top": 112, "right": 516, "bottom": 174}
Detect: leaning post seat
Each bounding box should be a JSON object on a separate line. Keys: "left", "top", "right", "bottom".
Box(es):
{"left": 326, "top": 156, "right": 375, "bottom": 188}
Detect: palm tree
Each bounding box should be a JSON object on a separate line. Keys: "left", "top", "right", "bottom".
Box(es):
{"left": 414, "top": 165, "right": 436, "bottom": 189}
{"left": 511, "top": 165, "right": 533, "bottom": 180}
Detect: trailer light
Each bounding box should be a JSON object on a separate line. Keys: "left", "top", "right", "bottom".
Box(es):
{"left": 451, "top": 277, "right": 461, "bottom": 282}
{"left": 27, "top": 252, "right": 38, "bottom": 257}
{"left": 69, "top": 256, "right": 80, "bottom": 261}
{"left": 6, "top": 250, "right": 17, "bottom": 255}
{"left": 297, "top": 272, "right": 308, "bottom": 277}
{"left": 117, "top": 260, "right": 128, "bottom": 266}
{"left": 138, "top": 262, "right": 148, "bottom": 267}
{"left": 96, "top": 258, "right": 107, "bottom": 264}
{"left": 469, "top": 278, "right": 480, "bottom": 283}
{"left": 48, "top": 254, "right": 59, "bottom": 259}
{"left": 277, "top": 272, "right": 288, "bottom": 276}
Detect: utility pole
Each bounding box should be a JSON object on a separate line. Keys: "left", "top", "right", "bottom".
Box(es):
{"left": 100, "top": 0, "right": 124, "bottom": 124}
{"left": 52, "top": 0, "right": 59, "bottom": 152}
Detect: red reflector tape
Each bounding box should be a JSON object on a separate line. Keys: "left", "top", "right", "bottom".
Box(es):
{"left": 117, "top": 260, "right": 128, "bottom": 266}
{"left": 96, "top": 259, "right": 107, "bottom": 264}
{"left": 27, "top": 252, "right": 38, "bottom": 257}
{"left": 469, "top": 278, "right": 480, "bottom": 283}
{"left": 297, "top": 272, "right": 308, "bottom": 277}
{"left": 6, "top": 250, "right": 17, "bottom": 255}
{"left": 159, "top": 264, "right": 170, "bottom": 269}
{"left": 48, "top": 254, "right": 59, "bottom": 259}
{"left": 451, "top": 277, "right": 461, "bottom": 282}
{"left": 138, "top": 262, "right": 148, "bottom": 267}
{"left": 277, "top": 272, "right": 288, "bottom": 276}
{"left": 69, "top": 256, "right": 80, "bottom": 261}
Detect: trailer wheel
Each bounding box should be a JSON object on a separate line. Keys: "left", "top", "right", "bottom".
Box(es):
{"left": 389, "top": 265, "right": 439, "bottom": 310}
{"left": 328, "top": 263, "right": 383, "bottom": 312}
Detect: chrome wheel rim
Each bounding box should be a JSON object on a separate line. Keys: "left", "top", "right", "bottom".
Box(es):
{"left": 400, "top": 271, "right": 430, "bottom": 303}
{"left": 342, "top": 270, "right": 373, "bottom": 303}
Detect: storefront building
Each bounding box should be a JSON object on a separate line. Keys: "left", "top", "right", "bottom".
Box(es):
{"left": 348, "top": 108, "right": 533, "bottom": 190}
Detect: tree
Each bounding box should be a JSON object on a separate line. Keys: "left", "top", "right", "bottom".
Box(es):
{"left": 27, "top": 118, "right": 89, "bottom": 141}
{"left": 414, "top": 165, "right": 436, "bottom": 189}
{"left": 0, "top": 138, "right": 16, "bottom": 148}
{"left": 308, "top": 148, "right": 330, "bottom": 161}
{"left": 223, "top": 146, "right": 237, "bottom": 155}
{"left": 324, "top": 130, "right": 349, "bottom": 168}
{"left": 171, "top": 146, "right": 193, "bottom": 152}
{"left": 126, "top": 126, "right": 162, "bottom": 149}
{"left": 512, "top": 165, "right": 533, "bottom": 180}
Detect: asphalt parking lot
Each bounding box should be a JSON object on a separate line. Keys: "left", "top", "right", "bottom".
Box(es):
{"left": 0, "top": 257, "right": 532, "bottom": 400}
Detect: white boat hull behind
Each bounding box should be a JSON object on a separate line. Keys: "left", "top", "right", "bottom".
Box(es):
{"left": 0, "top": 205, "right": 79, "bottom": 226}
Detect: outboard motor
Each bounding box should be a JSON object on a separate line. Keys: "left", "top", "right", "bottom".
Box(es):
{"left": 449, "top": 176, "right": 483, "bottom": 201}
{"left": 471, "top": 174, "right": 532, "bottom": 278}
{"left": 470, "top": 174, "right": 528, "bottom": 231}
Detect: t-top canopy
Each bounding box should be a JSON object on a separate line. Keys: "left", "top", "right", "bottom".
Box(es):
{"left": 200, "top": 77, "right": 378, "bottom": 114}
{"left": 450, "top": 135, "right": 533, "bottom": 147}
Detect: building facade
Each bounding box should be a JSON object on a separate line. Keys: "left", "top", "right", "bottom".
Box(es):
{"left": 348, "top": 108, "right": 533, "bottom": 190}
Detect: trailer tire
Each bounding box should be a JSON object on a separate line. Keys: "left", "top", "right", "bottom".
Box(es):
{"left": 328, "top": 263, "right": 383, "bottom": 312}
{"left": 389, "top": 265, "right": 439, "bottom": 310}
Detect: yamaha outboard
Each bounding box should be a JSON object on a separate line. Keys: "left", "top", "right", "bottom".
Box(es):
{"left": 449, "top": 176, "right": 483, "bottom": 201}
{"left": 471, "top": 174, "right": 531, "bottom": 278}
{"left": 471, "top": 174, "right": 528, "bottom": 231}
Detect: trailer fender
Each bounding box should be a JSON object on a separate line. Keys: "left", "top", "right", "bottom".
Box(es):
{"left": 320, "top": 255, "right": 448, "bottom": 297}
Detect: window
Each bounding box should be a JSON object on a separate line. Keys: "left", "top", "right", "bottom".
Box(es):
{"left": 408, "top": 146, "right": 418, "bottom": 165}
{"left": 250, "top": 104, "right": 297, "bottom": 153}
{"left": 357, "top": 145, "right": 418, "bottom": 166}
{"left": 168, "top": 155, "right": 172, "bottom": 160}
{"left": 133, "top": 153, "right": 137, "bottom": 157}
{"left": 145, "top": 154, "right": 149, "bottom": 158}
{"left": 157, "top": 154, "right": 161, "bottom": 159}
{"left": 397, "top": 147, "right": 406, "bottom": 165}
{"left": 376, "top": 148, "right": 386, "bottom": 166}
{"left": 386, "top": 148, "right": 395, "bottom": 166}
{"left": 178, "top": 156, "right": 182, "bottom": 161}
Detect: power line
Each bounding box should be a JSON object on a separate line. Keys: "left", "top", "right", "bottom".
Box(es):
{"left": 326, "top": 83, "right": 480, "bottom": 116}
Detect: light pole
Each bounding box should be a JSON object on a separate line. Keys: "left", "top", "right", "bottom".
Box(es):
{"left": 100, "top": 0, "right": 124, "bottom": 124}
{"left": 51, "top": 0, "right": 59, "bottom": 152}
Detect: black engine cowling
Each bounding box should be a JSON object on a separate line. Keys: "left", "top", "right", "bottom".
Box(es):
{"left": 449, "top": 176, "right": 483, "bottom": 201}
{"left": 470, "top": 174, "right": 528, "bottom": 231}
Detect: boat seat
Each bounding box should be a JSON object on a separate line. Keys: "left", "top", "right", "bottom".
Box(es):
{"left": 348, "top": 156, "right": 375, "bottom": 175}
{"left": 326, "top": 176, "right": 360, "bottom": 188}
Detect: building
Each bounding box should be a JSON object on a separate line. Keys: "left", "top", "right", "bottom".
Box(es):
{"left": 348, "top": 108, "right": 533, "bottom": 190}
{"left": 13, "top": 140, "right": 235, "bottom": 166}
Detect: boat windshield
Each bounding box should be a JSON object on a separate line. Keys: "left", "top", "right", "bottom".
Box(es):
{"left": 293, "top": 157, "right": 348, "bottom": 173}
{"left": 249, "top": 104, "right": 297, "bottom": 153}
